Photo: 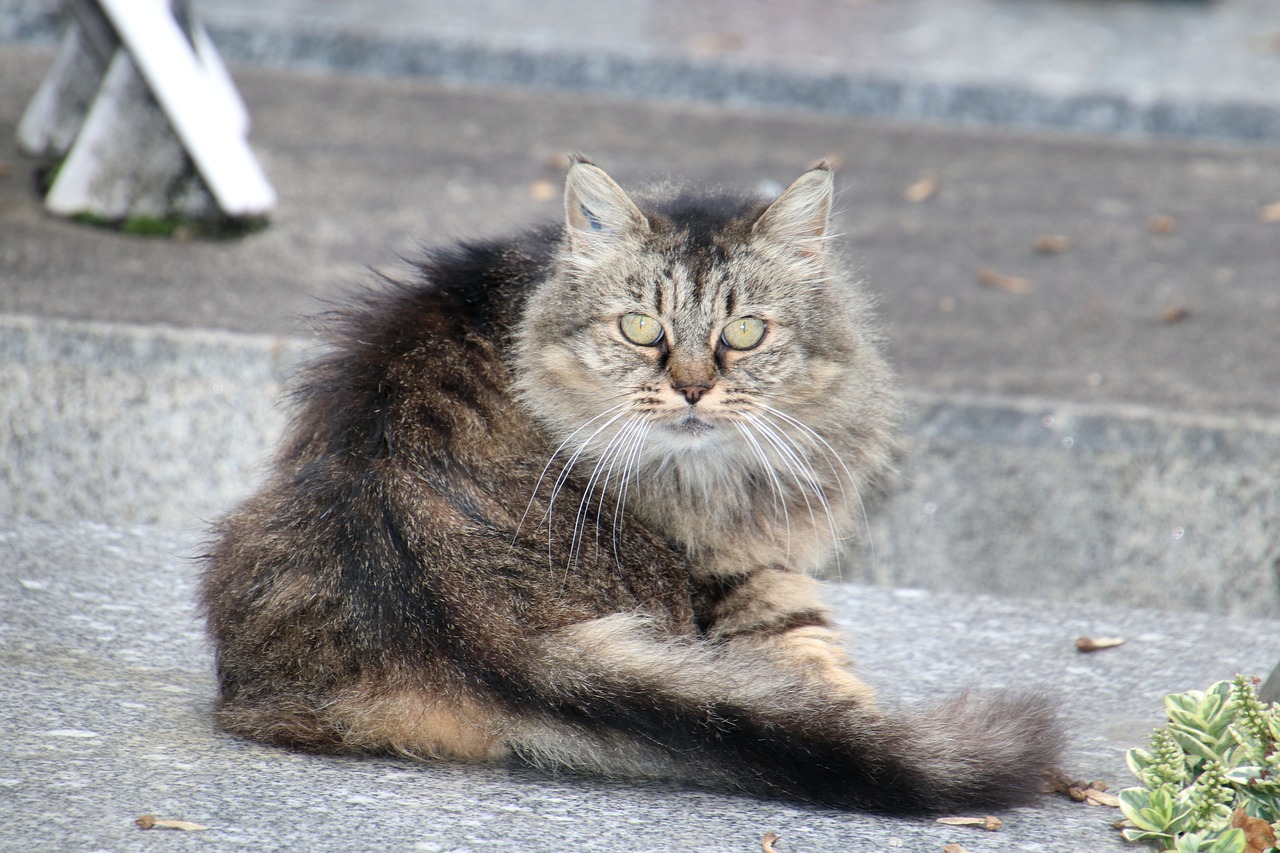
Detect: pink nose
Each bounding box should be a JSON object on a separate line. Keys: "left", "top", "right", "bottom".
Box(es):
{"left": 675, "top": 383, "right": 710, "bottom": 405}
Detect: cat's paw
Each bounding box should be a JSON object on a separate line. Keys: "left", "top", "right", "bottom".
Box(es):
{"left": 774, "top": 625, "right": 878, "bottom": 706}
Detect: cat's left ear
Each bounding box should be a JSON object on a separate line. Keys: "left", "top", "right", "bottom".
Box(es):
{"left": 564, "top": 159, "right": 649, "bottom": 247}
{"left": 751, "top": 163, "right": 834, "bottom": 256}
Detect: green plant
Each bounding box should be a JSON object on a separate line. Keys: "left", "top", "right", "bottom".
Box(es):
{"left": 1120, "top": 676, "right": 1280, "bottom": 852}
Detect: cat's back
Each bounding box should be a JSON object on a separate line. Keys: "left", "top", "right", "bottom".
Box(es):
{"left": 284, "top": 226, "right": 560, "bottom": 468}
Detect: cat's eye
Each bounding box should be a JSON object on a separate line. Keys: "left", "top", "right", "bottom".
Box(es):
{"left": 721, "top": 317, "right": 767, "bottom": 351}
{"left": 619, "top": 313, "right": 665, "bottom": 347}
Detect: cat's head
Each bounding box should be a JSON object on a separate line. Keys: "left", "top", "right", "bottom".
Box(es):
{"left": 516, "top": 158, "right": 896, "bottom": 476}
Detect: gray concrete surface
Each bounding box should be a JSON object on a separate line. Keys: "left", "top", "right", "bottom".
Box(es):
{"left": 5, "top": 0, "right": 1280, "bottom": 142}
{"left": 5, "top": 314, "right": 1278, "bottom": 616}
{"left": 3, "top": 46, "right": 1279, "bottom": 419}
{"left": 5, "top": 520, "right": 1280, "bottom": 852}
{"left": 2, "top": 43, "right": 1278, "bottom": 616}
{"left": 2, "top": 3, "right": 1280, "bottom": 850}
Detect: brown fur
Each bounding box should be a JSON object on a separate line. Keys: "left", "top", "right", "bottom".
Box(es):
{"left": 201, "top": 160, "right": 1061, "bottom": 813}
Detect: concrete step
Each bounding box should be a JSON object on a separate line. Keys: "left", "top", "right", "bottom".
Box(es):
{"left": 4, "top": 518, "right": 1279, "bottom": 852}
{"left": 4, "top": 313, "right": 1277, "bottom": 617}
{"left": 5, "top": 0, "right": 1280, "bottom": 142}
{"left": 2, "top": 45, "right": 1278, "bottom": 616}
{"left": 3, "top": 5, "right": 1280, "bottom": 850}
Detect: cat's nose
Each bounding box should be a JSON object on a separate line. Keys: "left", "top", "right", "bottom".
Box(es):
{"left": 675, "top": 383, "right": 711, "bottom": 405}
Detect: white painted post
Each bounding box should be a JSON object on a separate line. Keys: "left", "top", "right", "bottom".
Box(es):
{"left": 16, "top": 0, "right": 276, "bottom": 224}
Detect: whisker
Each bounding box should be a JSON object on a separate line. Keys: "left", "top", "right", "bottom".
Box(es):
{"left": 745, "top": 414, "right": 839, "bottom": 562}
{"left": 753, "top": 402, "right": 877, "bottom": 575}
{"left": 514, "top": 399, "right": 631, "bottom": 543}
{"left": 611, "top": 420, "right": 651, "bottom": 570}
{"left": 570, "top": 415, "right": 642, "bottom": 576}
{"left": 733, "top": 421, "right": 793, "bottom": 564}
{"left": 542, "top": 406, "right": 634, "bottom": 573}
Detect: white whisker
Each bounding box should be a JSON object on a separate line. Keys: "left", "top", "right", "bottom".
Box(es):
{"left": 541, "top": 406, "right": 634, "bottom": 573}
{"left": 514, "top": 399, "right": 632, "bottom": 543}
{"left": 610, "top": 420, "right": 651, "bottom": 569}
{"left": 733, "top": 421, "right": 792, "bottom": 564}
{"left": 744, "top": 414, "right": 841, "bottom": 571}
{"left": 569, "top": 415, "right": 643, "bottom": 575}
{"left": 753, "top": 402, "right": 877, "bottom": 575}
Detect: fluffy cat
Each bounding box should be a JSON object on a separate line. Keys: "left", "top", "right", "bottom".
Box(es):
{"left": 201, "top": 157, "right": 1061, "bottom": 814}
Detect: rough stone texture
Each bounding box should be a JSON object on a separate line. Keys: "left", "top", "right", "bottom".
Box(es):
{"left": 3, "top": 315, "right": 1277, "bottom": 616}
{"left": 4, "top": 521, "right": 1279, "bottom": 852}
{"left": 872, "top": 395, "right": 1280, "bottom": 616}
{"left": 0, "top": 315, "right": 295, "bottom": 532}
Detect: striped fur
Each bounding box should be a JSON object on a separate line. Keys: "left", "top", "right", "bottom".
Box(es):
{"left": 202, "top": 160, "right": 1061, "bottom": 814}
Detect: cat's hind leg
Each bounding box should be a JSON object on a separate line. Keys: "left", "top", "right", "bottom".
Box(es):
{"left": 692, "top": 567, "right": 878, "bottom": 705}
{"left": 216, "top": 679, "right": 509, "bottom": 762}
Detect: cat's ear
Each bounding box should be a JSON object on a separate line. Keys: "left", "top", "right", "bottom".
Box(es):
{"left": 564, "top": 159, "right": 649, "bottom": 246}
{"left": 751, "top": 164, "right": 834, "bottom": 256}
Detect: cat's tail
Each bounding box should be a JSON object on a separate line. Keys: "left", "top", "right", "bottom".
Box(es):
{"left": 503, "top": 614, "right": 1061, "bottom": 815}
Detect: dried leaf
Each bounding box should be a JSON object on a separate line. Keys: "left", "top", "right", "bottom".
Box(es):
{"left": 977, "top": 268, "right": 1034, "bottom": 294}
{"left": 1085, "top": 788, "right": 1121, "bottom": 807}
{"left": 1148, "top": 214, "right": 1177, "bottom": 234}
{"left": 135, "top": 814, "right": 208, "bottom": 831}
{"left": 528, "top": 179, "right": 557, "bottom": 202}
{"left": 936, "top": 816, "right": 1002, "bottom": 831}
{"left": 686, "top": 31, "right": 746, "bottom": 55}
{"left": 904, "top": 175, "right": 938, "bottom": 203}
{"left": 1260, "top": 202, "right": 1280, "bottom": 223}
{"left": 762, "top": 831, "right": 781, "bottom": 853}
{"left": 1231, "top": 807, "right": 1277, "bottom": 853}
{"left": 1160, "top": 305, "right": 1191, "bottom": 324}
{"left": 942, "top": 845, "right": 970, "bottom": 853}
{"left": 1076, "top": 636, "right": 1125, "bottom": 653}
{"left": 1046, "top": 768, "right": 1119, "bottom": 807}
{"left": 1033, "top": 234, "right": 1071, "bottom": 254}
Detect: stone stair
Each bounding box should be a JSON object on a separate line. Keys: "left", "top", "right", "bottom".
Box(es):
{"left": 3, "top": 2, "right": 1279, "bottom": 849}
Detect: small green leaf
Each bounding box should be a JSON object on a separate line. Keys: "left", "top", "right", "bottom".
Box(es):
{"left": 1202, "top": 827, "right": 1247, "bottom": 853}
{"left": 1121, "top": 826, "right": 1172, "bottom": 843}
{"left": 1120, "top": 787, "right": 1166, "bottom": 832}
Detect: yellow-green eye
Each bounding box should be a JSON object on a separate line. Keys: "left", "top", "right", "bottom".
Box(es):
{"left": 619, "top": 313, "right": 664, "bottom": 346}
{"left": 721, "top": 317, "right": 767, "bottom": 351}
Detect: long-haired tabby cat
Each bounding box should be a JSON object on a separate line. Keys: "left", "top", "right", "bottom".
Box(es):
{"left": 202, "top": 157, "right": 1061, "bottom": 814}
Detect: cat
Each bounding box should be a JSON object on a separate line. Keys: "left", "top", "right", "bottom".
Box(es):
{"left": 201, "top": 157, "right": 1061, "bottom": 814}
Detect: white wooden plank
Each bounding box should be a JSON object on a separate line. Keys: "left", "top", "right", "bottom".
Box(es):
{"left": 95, "top": 0, "right": 275, "bottom": 215}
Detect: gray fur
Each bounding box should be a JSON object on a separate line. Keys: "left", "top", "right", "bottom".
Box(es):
{"left": 201, "top": 160, "right": 1061, "bottom": 814}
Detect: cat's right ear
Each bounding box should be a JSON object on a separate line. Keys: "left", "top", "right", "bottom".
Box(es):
{"left": 564, "top": 160, "right": 649, "bottom": 249}
{"left": 751, "top": 163, "right": 834, "bottom": 258}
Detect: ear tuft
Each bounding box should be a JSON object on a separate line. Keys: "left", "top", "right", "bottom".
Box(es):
{"left": 564, "top": 162, "right": 648, "bottom": 242}
{"left": 752, "top": 165, "right": 834, "bottom": 252}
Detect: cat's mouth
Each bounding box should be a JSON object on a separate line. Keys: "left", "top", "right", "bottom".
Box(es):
{"left": 665, "top": 414, "right": 715, "bottom": 437}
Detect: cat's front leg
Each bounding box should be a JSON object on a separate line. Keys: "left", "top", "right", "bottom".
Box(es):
{"left": 692, "top": 567, "right": 878, "bottom": 706}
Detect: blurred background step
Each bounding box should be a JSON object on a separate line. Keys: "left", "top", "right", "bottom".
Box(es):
{"left": 6, "top": 0, "right": 1280, "bottom": 142}
{"left": 3, "top": 313, "right": 1276, "bottom": 616}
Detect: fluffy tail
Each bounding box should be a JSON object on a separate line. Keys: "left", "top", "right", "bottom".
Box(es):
{"left": 504, "top": 615, "right": 1062, "bottom": 815}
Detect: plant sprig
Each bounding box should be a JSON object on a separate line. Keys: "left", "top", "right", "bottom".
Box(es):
{"left": 1121, "top": 676, "right": 1280, "bottom": 853}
